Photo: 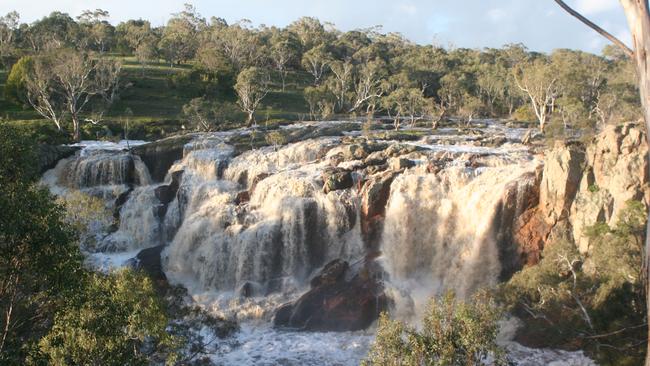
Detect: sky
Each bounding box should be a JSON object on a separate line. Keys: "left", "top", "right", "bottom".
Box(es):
{"left": 0, "top": 0, "right": 632, "bottom": 54}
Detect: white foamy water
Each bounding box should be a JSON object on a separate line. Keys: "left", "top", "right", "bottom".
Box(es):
{"left": 40, "top": 122, "right": 595, "bottom": 365}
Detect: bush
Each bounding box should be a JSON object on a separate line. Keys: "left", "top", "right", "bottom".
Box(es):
{"left": 4, "top": 56, "right": 33, "bottom": 106}
{"left": 180, "top": 97, "right": 242, "bottom": 131}
{"left": 363, "top": 291, "right": 505, "bottom": 366}
{"left": 500, "top": 201, "right": 647, "bottom": 365}
{"left": 512, "top": 105, "right": 537, "bottom": 122}
{"left": 34, "top": 269, "right": 177, "bottom": 366}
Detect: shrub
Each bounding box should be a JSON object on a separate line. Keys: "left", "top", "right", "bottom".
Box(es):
{"left": 500, "top": 200, "right": 647, "bottom": 365}
{"left": 363, "top": 291, "right": 505, "bottom": 366}
{"left": 4, "top": 56, "right": 33, "bottom": 106}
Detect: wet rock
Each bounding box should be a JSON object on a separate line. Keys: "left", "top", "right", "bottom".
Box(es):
{"left": 38, "top": 144, "right": 80, "bottom": 173}
{"left": 235, "top": 190, "right": 250, "bottom": 204}
{"left": 154, "top": 170, "right": 183, "bottom": 218}
{"left": 132, "top": 135, "right": 193, "bottom": 182}
{"left": 273, "top": 259, "right": 388, "bottom": 332}
{"left": 361, "top": 171, "right": 399, "bottom": 247}
{"left": 388, "top": 157, "right": 415, "bottom": 171}
{"left": 322, "top": 168, "right": 354, "bottom": 193}
{"left": 133, "top": 245, "right": 166, "bottom": 284}
{"left": 384, "top": 143, "right": 425, "bottom": 157}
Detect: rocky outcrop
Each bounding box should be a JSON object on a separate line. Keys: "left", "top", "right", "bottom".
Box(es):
{"left": 531, "top": 123, "right": 649, "bottom": 256}
{"left": 570, "top": 124, "right": 649, "bottom": 253}
{"left": 539, "top": 141, "right": 585, "bottom": 225}
{"left": 132, "top": 135, "right": 193, "bottom": 182}
{"left": 273, "top": 259, "right": 388, "bottom": 332}
{"left": 360, "top": 171, "right": 399, "bottom": 248}
{"left": 154, "top": 170, "right": 183, "bottom": 218}
{"left": 322, "top": 168, "right": 354, "bottom": 193}
{"left": 38, "top": 144, "right": 79, "bottom": 173}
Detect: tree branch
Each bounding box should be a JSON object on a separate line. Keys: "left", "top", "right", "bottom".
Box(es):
{"left": 553, "top": 0, "right": 635, "bottom": 58}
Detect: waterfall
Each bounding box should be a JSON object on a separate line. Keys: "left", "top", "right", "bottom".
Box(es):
{"left": 162, "top": 138, "right": 363, "bottom": 296}
{"left": 380, "top": 157, "right": 539, "bottom": 319}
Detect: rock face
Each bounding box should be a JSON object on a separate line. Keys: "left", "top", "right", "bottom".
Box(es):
{"left": 273, "top": 259, "right": 388, "bottom": 332}
{"left": 132, "top": 135, "right": 193, "bottom": 182}
{"left": 539, "top": 141, "right": 585, "bottom": 225}
{"left": 570, "top": 124, "right": 649, "bottom": 253}
{"left": 38, "top": 144, "right": 79, "bottom": 173}
{"left": 360, "top": 171, "right": 399, "bottom": 248}
{"left": 322, "top": 168, "right": 354, "bottom": 193}
{"left": 154, "top": 170, "right": 184, "bottom": 217}
{"left": 533, "top": 123, "right": 649, "bottom": 255}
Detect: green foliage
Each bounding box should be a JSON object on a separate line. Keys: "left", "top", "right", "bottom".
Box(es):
{"left": 363, "top": 291, "right": 506, "bottom": 366}
{"left": 500, "top": 200, "right": 647, "bottom": 365}
{"left": 4, "top": 55, "right": 32, "bottom": 106}
{"left": 265, "top": 130, "right": 287, "bottom": 150}
{"left": 34, "top": 269, "right": 176, "bottom": 366}
{"left": 56, "top": 190, "right": 113, "bottom": 251}
{"left": 0, "top": 126, "right": 82, "bottom": 363}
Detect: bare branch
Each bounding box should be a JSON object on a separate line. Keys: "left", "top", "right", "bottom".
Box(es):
{"left": 553, "top": 0, "right": 634, "bottom": 58}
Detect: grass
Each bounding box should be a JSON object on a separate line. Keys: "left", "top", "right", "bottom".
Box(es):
{"left": 0, "top": 56, "right": 313, "bottom": 142}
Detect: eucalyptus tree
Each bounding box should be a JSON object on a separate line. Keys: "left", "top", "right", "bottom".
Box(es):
{"left": 235, "top": 66, "right": 270, "bottom": 126}
{"left": 25, "top": 50, "right": 122, "bottom": 140}
{"left": 270, "top": 30, "right": 300, "bottom": 90}
{"left": 328, "top": 59, "right": 354, "bottom": 111}
{"left": 553, "top": 2, "right": 650, "bottom": 363}
{"left": 159, "top": 3, "right": 205, "bottom": 65}
{"left": 76, "top": 9, "right": 114, "bottom": 53}
{"left": 0, "top": 11, "right": 19, "bottom": 67}
{"left": 349, "top": 58, "right": 388, "bottom": 115}
{"left": 513, "top": 57, "right": 560, "bottom": 132}
{"left": 302, "top": 44, "right": 331, "bottom": 85}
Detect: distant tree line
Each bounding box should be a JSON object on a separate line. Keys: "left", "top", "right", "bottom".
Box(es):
{"left": 0, "top": 4, "right": 642, "bottom": 138}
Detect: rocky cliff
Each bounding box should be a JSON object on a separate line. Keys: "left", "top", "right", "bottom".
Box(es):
{"left": 518, "top": 123, "right": 649, "bottom": 260}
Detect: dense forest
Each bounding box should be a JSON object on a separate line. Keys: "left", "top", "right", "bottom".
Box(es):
{"left": 1, "top": 3, "right": 649, "bottom": 366}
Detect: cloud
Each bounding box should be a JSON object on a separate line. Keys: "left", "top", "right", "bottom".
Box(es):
{"left": 487, "top": 8, "right": 507, "bottom": 22}
{"left": 576, "top": 0, "right": 618, "bottom": 15}
{"left": 397, "top": 2, "right": 418, "bottom": 16}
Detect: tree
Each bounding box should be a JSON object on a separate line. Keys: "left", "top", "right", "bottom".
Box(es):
{"left": 513, "top": 58, "right": 560, "bottom": 132}
{"left": 363, "top": 291, "right": 505, "bottom": 366}
{"left": 383, "top": 87, "right": 426, "bottom": 130}
{"left": 349, "top": 58, "right": 387, "bottom": 115}
{"left": 76, "top": 9, "right": 114, "bottom": 53}
{"left": 0, "top": 11, "right": 19, "bottom": 67}
{"left": 301, "top": 44, "right": 331, "bottom": 85}
{"left": 304, "top": 84, "right": 336, "bottom": 120}
{"left": 25, "top": 50, "right": 122, "bottom": 141}
{"left": 270, "top": 31, "right": 300, "bottom": 91}
{"left": 551, "top": 3, "right": 650, "bottom": 363}
{"left": 181, "top": 97, "right": 240, "bottom": 131}
{"left": 235, "top": 67, "right": 270, "bottom": 126}
{"left": 36, "top": 269, "right": 175, "bottom": 365}
{"left": 4, "top": 56, "right": 32, "bottom": 106}
{"left": 328, "top": 60, "right": 354, "bottom": 111}
{"left": 0, "top": 126, "right": 82, "bottom": 363}
{"left": 159, "top": 4, "right": 204, "bottom": 66}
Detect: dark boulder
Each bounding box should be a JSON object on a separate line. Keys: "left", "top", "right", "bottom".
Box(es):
{"left": 38, "top": 144, "right": 80, "bottom": 173}
{"left": 154, "top": 170, "right": 183, "bottom": 218}
{"left": 133, "top": 245, "right": 167, "bottom": 284}
{"left": 360, "top": 171, "right": 399, "bottom": 248}
{"left": 132, "top": 135, "right": 193, "bottom": 182}
{"left": 273, "top": 259, "right": 388, "bottom": 332}
{"left": 322, "top": 168, "right": 354, "bottom": 193}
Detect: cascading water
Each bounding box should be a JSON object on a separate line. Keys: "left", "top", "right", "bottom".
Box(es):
{"left": 41, "top": 126, "right": 595, "bottom": 365}
{"left": 380, "top": 157, "right": 540, "bottom": 320}
{"left": 162, "top": 137, "right": 364, "bottom": 300}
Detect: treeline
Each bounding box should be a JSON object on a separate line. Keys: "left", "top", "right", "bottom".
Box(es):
{"left": 0, "top": 5, "right": 642, "bottom": 139}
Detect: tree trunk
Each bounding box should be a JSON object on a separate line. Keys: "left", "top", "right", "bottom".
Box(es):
{"left": 618, "top": 3, "right": 650, "bottom": 363}
{"left": 557, "top": 1, "right": 650, "bottom": 362}
{"left": 72, "top": 113, "right": 81, "bottom": 142}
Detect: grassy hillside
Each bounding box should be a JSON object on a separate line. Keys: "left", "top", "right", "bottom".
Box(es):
{"left": 0, "top": 56, "right": 311, "bottom": 143}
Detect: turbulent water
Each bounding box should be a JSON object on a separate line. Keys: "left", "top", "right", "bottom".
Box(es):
{"left": 42, "top": 122, "right": 595, "bottom": 365}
